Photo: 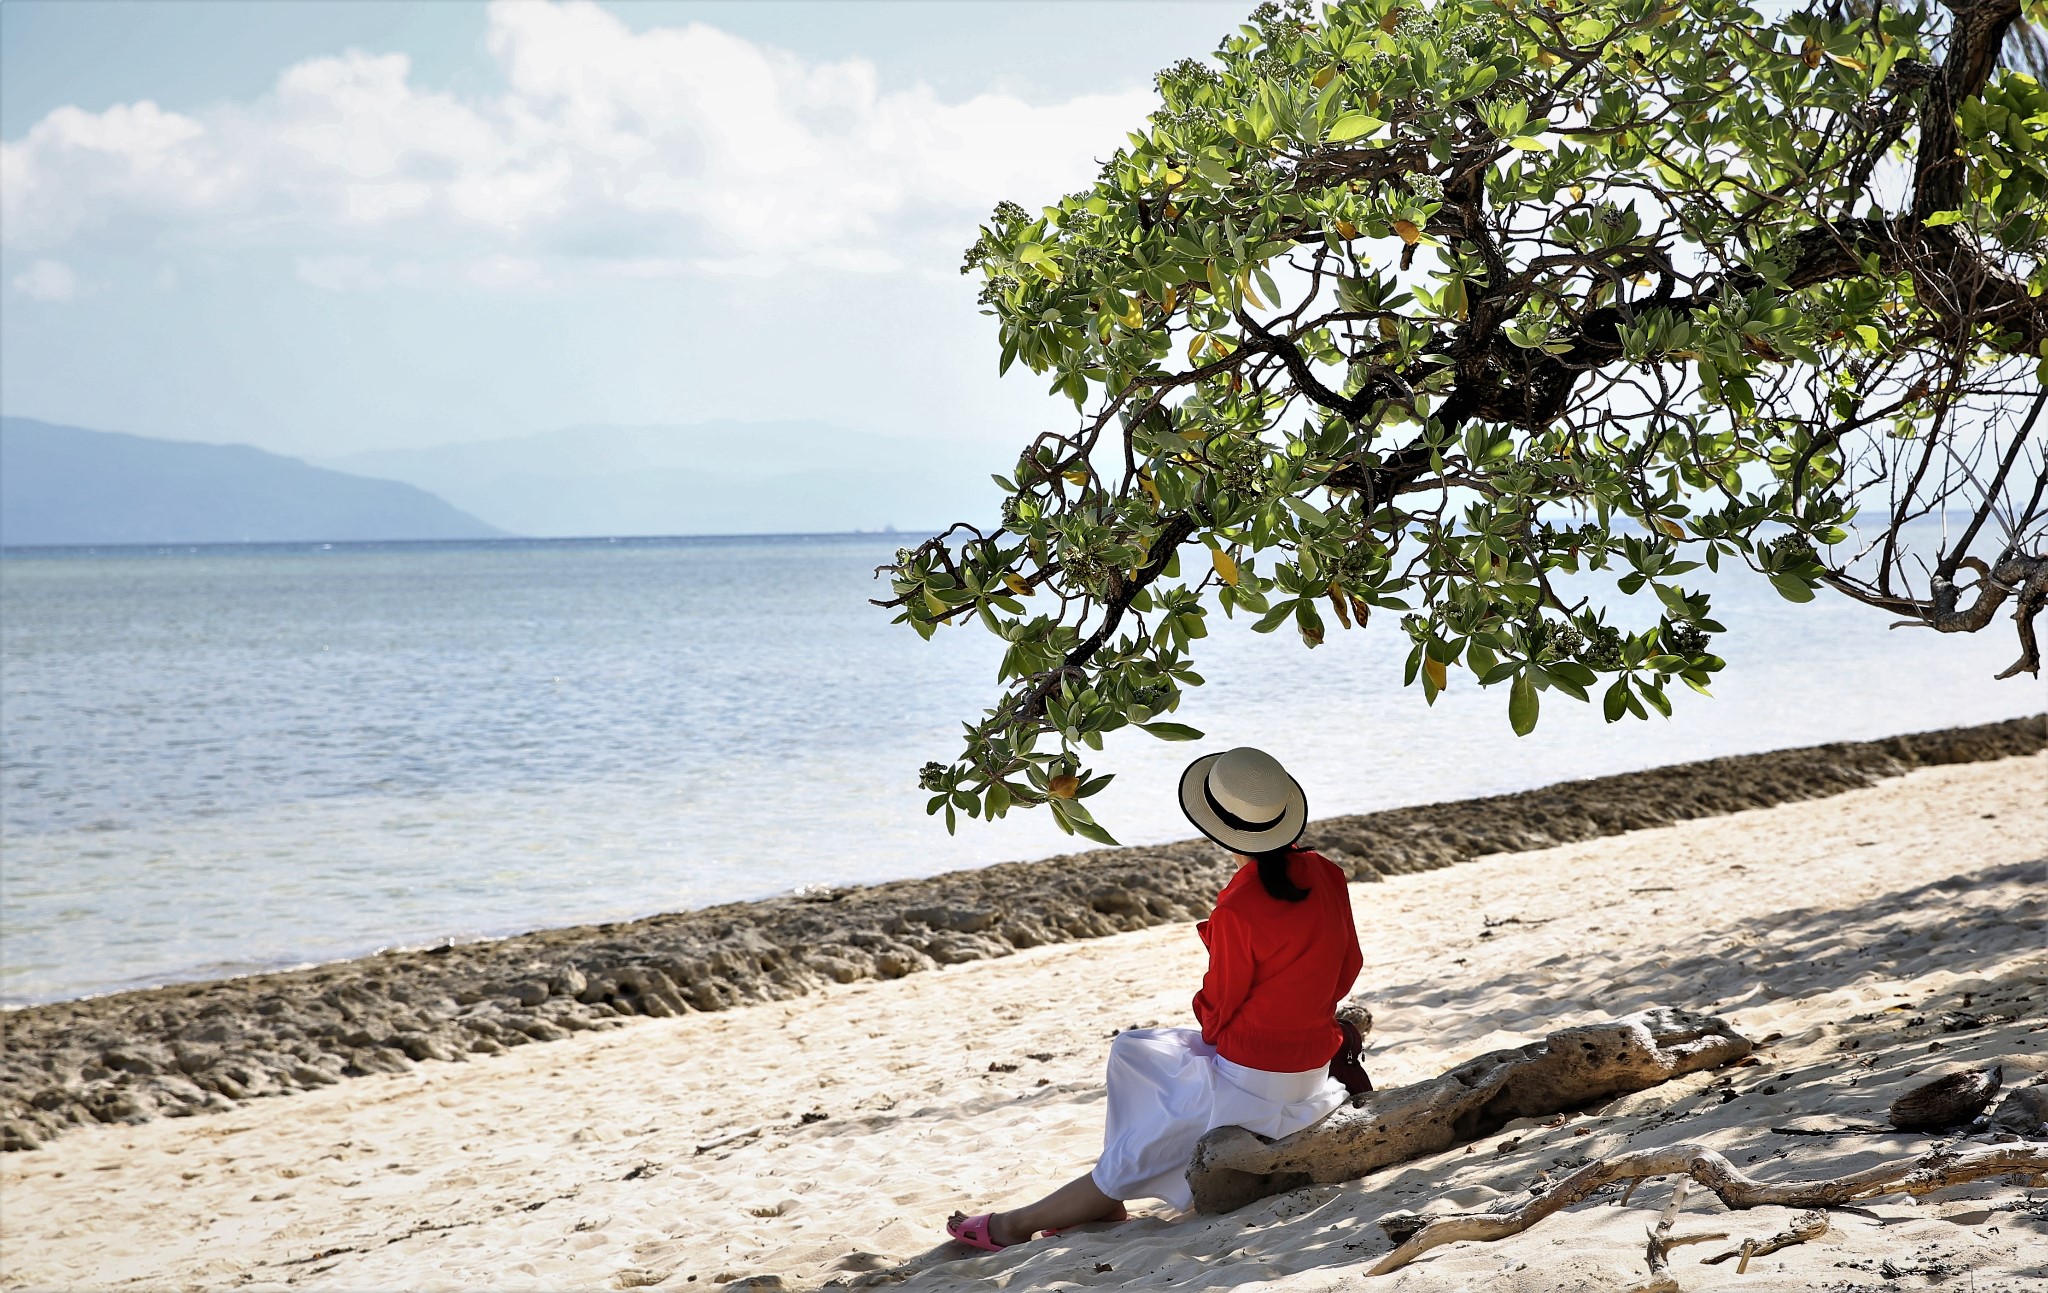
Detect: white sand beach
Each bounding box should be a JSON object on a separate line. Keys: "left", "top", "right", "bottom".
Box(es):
{"left": 3, "top": 753, "right": 2043, "bottom": 1292}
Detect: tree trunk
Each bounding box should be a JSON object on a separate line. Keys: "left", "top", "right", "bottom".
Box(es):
{"left": 1186, "top": 1007, "right": 1753, "bottom": 1213}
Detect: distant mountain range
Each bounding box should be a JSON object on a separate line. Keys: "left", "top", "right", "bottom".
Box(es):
{"left": 1, "top": 418, "right": 503, "bottom": 547}
{"left": 320, "top": 421, "right": 1004, "bottom": 538}
{"left": 0, "top": 417, "right": 1005, "bottom": 547}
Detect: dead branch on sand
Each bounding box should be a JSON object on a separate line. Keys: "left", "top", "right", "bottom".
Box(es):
{"left": 1366, "top": 1141, "right": 2048, "bottom": 1275}
{"left": 1187, "top": 1008, "right": 1752, "bottom": 1213}
{"left": 1701, "top": 1209, "right": 1829, "bottom": 1271}
{"left": 1622, "top": 1179, "right": 1728, "bottom": 1293}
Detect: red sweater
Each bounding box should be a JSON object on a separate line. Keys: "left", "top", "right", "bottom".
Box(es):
{"left": 1193, "top": 848, "right": 1362, "bottom": 1073}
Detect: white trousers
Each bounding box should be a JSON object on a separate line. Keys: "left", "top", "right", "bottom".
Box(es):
{"left": 1089, "top": 1026, "right": 1345, "bottom": 1211}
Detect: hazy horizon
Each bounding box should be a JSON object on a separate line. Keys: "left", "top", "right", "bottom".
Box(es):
{"left": 1, "top": 413, "right": 1008, "bottom": 542}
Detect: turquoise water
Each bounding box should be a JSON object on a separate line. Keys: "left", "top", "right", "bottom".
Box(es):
{"left": 1, "top": 533, "right": 2035, "bottom": 1005}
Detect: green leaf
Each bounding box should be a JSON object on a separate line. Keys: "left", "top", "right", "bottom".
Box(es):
{"left": 1466, "top": 641, "right": 1499, "bottom": 679}
{"left": 1251, "top": 602, "right": 1297, "bottom": 633}
{"left": 1138, "top": 721, "right": 1204, "bottom": 741}
{"left": 1326, "top": 112, "right": 1385, "bottom": 142}
{"left": 1070, "top": 817, "right": 1120, "bottom": 846}
{"left": 1637, "top": 680, "right": 1673, "bottom": 717}
{"left": 1548, "top": 661, "right": 1598, "bottom": 688}
{"left": 1769, "top": 572, "right": 1817, "bottom": 603}
{"left": 1509, "top": 671, "right": 1539, "bottom": 736}
{"left": 1602, "top": 678, "right": 1631, "bottom": 723}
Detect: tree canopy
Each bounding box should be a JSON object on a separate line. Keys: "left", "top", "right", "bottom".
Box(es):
{"left": 881, "top": 0, "right": 2048, "bottom": 843}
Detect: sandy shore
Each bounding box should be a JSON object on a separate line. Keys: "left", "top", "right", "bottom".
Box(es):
{"left": 3, "top": 751, "right": 2043, "bottom": 1291}
{"left": 7, "top": 717, "right": 2040, "bottom": 1156}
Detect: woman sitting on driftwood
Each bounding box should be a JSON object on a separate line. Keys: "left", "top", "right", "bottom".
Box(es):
{"left": 946, "top": 747, "right": 1370, "bottom": 1249}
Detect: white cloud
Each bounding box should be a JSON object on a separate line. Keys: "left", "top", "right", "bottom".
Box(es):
{"left": 0, "top": 0, "right": 1153, "bottom": 286}
{"left": 11, "top": 258, "right": 79, "bottom": 301}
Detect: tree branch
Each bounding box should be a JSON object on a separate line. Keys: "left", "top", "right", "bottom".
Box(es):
{"left": 1916, "top": 0, "right": 2026, "bottom": 218}
{"left": 1367, "top": 1141, "right": 2048, "bottom": 1275}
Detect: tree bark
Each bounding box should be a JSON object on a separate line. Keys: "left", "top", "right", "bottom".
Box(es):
{"left": 1185, "top": 1007, "right": 1753, "bottom": 1213}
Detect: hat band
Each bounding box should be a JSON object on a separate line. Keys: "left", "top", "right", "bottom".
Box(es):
{"left": 1203, "top": 778, "right": 1287, "bottom": 834}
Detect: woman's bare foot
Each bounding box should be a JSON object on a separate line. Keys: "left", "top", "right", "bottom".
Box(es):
{"left": 947, "top": 1172, "right": 1125, "bottom": 1249}
{"left": 986, "top": 1210, "right": 1032, "bottom": 1247}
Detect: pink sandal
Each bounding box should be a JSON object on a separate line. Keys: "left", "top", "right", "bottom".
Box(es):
{"left": 945, "top": 1212, "right": 1010, "bottom": 1252}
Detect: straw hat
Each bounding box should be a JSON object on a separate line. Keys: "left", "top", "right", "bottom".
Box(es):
{"left": 1178, "top": 747, "right": 1307, "bottom": 854}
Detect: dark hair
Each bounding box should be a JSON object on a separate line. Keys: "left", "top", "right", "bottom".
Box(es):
{"left": 1248, "top": 844, "right": 1310, "bottom": 902}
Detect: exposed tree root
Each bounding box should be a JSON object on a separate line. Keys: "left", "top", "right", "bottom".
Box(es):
{"left": 1367, "top": 1142, "right": 2048, "bottom": 1275}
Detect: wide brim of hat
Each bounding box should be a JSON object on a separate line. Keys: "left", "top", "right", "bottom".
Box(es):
{"left": 1178, "top": 752, "right": 1308, "bottom": 854}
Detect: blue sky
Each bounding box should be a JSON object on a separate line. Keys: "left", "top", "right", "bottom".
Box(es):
{"left": 1, "top": 0, "right": 1246, "bottom": 456}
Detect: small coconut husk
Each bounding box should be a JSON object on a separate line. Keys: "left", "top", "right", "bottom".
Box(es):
{"left": 1888, "top": 1065, "right": 2003, "bottom": 1131}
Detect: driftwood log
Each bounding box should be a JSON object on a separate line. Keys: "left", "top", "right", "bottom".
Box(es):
{"left": 1186, "top": 1007, "right": 1752, "bottom": 1213}
{"left": 1367, "top": 1141, "right": 2048, "bottom": 1275}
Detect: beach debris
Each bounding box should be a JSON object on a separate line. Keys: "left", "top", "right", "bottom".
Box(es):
{"left": 696, "top": 1125, "right": 766, "bottom": 1156}
{"left": 1363, "top": 1141, "right": 2048, "bottom": 1276}
{"left": 1701, "top": 1209, "right": 1828, "bottom": 1270}
{"left": 1622, "top": 1178, "right": 1728, "bottom": 1293}
{"left": 1187, "top": 1007, "right": 1753, "bottom": 1213}
{"left": 1768, "top": 1116, "right": 1889, "bottom": 1137}
{"left": 1887, "top": 1064, "right": 2003, "bottom": 1131}
{"left": 1987, "top": 1083, "right": 2048, "bottom": 1137}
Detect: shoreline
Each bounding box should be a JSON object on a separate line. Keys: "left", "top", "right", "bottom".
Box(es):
{"left": 2, "top": 746, "right": 2041, "bottom": 1290}
{"left": 2, "top": 714, "right": 2040, "bottom": 1154}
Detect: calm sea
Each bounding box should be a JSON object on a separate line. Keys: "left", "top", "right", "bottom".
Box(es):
{"left": 1, "top": 533, "right": 2034, "bottom": 1005}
